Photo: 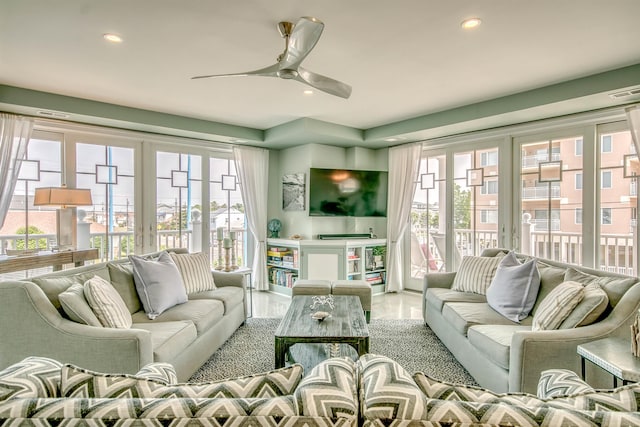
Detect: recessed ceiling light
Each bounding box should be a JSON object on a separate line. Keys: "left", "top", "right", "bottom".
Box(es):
{"left": 385, "top": 138, "right": 399, "bottom": 142}
{"left": 461, "top": 18, "right": 482, "bottom": 30}
{"left": 303, "top": 90, "right": 314, "bottom": 95}
{"left": 103, "top": 33, "right": 123, "bottom": 43}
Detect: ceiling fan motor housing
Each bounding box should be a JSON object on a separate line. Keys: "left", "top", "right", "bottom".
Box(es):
{"left": 277, "top": 69, "right": 298, "bottom": 79}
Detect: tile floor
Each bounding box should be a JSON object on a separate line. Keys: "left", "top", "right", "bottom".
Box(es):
{"left": 249, "top": 289, "right": 424, "bottom": 320}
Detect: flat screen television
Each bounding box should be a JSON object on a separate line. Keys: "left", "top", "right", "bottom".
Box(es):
{"left": 308, "top": 168, "right": 388, "bottom": 217}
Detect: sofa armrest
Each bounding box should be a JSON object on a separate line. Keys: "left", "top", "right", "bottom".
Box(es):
{"left": 211, "top": 271, "right": 245, "bottom": 289}
{"left": 422, "top": 272, "right": 456, "bottom": 321}
{"left": 0, "top": 281, "right": 153, "bottom": 374}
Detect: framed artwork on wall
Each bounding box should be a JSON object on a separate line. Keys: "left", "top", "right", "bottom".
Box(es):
{"left": 283, "top": 173, "right": 305, "bottom": 211}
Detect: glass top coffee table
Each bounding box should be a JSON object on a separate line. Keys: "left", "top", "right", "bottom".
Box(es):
{"left": 274, "top": 295, "right": 370, "bottom": 369}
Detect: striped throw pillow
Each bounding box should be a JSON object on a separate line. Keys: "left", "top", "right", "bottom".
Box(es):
{"left": 84, "top": 275, "right": 133, "bottom": 329}
{"left": 532, "top": 281, "right": 585, "bottom": 331}
{"left": 451, "top": 255, "right": 503, "bottom": 295}
{"left": 170, "top": 252, "right": 216, "bottom": 295}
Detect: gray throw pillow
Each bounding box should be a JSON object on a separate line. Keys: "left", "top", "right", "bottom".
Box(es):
{"left": 130, "top": 251, "right": 188, "bottom": 320}
{"left": 558, "top": 283, "right": 608, "bottom": 328}
{"left": 486, "top": 252, "right": 540, "bottom": 322}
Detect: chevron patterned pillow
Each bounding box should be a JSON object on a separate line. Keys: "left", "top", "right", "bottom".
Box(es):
{"left": 61, "top": 363, "right": 304, "bottom": 399}
{"left": 357, "top": 354, "right": 427, "bottom": 421}
{"left": 537, "top": 369, "right": 595, "bottom": 399}
{"left": 0, "top": 357, "right": 63, "bottom": 400}
{"left": 135, "top": 362, "right": 179, "bottom": 385}
{"left": 294, "top": 357, "right": 358, "bottom": 420}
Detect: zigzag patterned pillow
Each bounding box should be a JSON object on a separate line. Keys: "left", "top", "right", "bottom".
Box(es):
{"left": 61, "top": 363, "right": 304, "bottom": 399}
{"left": 357, "top": 354, "right": 427, "bottom": 420}
{"left": 413, "top": 371, "right": 543, "bottom": 406}
{"left": 537, "top": 369, "right": 595, "bottom": 399}
{"left": 135, "top": 362, "right": 178, "bottom": 385}
{"left": 0, "top": 357, "right": 62, "bottom": 400}
{"left": 545, "top": 383, "right": 640, "bottom": 412}
{"left": 293, "top": 357, "right": 357, "bottom": 420}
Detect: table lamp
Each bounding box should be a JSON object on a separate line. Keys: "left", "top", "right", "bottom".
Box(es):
{"left": 34, "top": 186, "right": 93, "bottom": 251}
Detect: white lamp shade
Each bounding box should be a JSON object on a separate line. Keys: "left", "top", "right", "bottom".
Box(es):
{"left": 34, "top": 187, "right": 93, "bottom": 207}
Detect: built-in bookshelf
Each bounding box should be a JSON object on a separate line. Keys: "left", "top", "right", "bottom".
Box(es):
{"left": 266, "top": 243, "right": 299, "bottom": 294}
{"left": 266, "top": 238, "right": 386, "bottom": 296}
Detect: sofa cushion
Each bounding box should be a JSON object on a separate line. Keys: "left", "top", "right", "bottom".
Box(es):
{"left": 131, "top": 299, "right": 224, "bottom": 335}
{"left": 426, "top": 288, "right": 486, "bottom": 312}
{"left": 537, "top": 369, "right": 595, "bottom": 399}
{"left": 530, "top": 261, "right": 568, "bottom": 315}
{"left": 31, "top": 267, "right": 110, "bottom": 309}
{"left": 451, "top": 255, "right": 503, "bottom": 295}
{"left": 61, "top": 363, "right": 304, "bottom": 399}
{"left": 58, "top": 283, "right": 102, "bottom": 326}
{"left": 170, "top": 252, "right": 216, "bottom": 294}
{"left": 559, "top": 283, "right": 609, "bottom": 328}
{"left": 132, "top": 320, "right": 197, "bottom": 362}
{"left": 130, "top": 251, "right": 188, "bottom": 320}
{"left": 486, "top": 252, "right": 540, "bottom": 322}
{"left": 135, "top": 362, "right": 179, "bottom": 385}
{"left": 189, "top": 286, "right": 244, "bottom": 314}
{"left": 84, "top": 275, "right": 133, "bottom": 329}
{"left": 357, "top": 354, "right": 426, "bottom": 421}
{"left": 0, "top": 357, "right": 62, "bottom": 400}
{"left": 565, "top": 267, "right": 638, "bottom": 309}
{"left": 107, "top": 262, "right": 142, "bottom": 313}
{"left": 295, "top": 357, "right": 358, "bottom": 420}
{"left": 442, "top": 302, "right": 521, "bottom": 336}
{"left": 532, "top": 281, "right": 584, "bottom": 331}
{"left": 467, "top": 325, "right": 530, "bottom": 370}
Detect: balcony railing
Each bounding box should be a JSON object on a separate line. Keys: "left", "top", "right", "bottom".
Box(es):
{"left": 413, "top": 227, "right": 636, "bottom": 277}
{"left": 522, "top": 186, "right": 561, "bottom": 199}
{"left": 522, "top": 152, "right": 561, "bottom": 169}
{"left": 0, "top": 229, "right": 247, "bottom": 279}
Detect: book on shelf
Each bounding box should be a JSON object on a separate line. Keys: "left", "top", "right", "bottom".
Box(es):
{"left": 269, "top": 267, "right": 298, "bottom": 288}
{"left": 267, "top": 250, "right": 292, "bottom": 257}
{"left": 365, "top": 271, "right": 384, "bottom": 285}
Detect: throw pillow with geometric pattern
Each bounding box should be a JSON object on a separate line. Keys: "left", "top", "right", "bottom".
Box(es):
{"left": 413, "top": 371, "right": 543, "bottom": 407}
{"left": 135, "top": 362, "right": 179, "bottom": 385}
{"left": 544, "top": 382, "right": 640, "bottom": 412}
{"left": 0, "top": 357, "right": 62, "bottom": 400}
{"left": 61, "top": 363, "right": 304, "bottom": 399}
{"left": 357, "top": 354, "right": 427, "bottom": 421}
{"left": 537, "top": 369, "right": 595, "bottom": 399}
{"left": 294, "top": 357, "right": 358, "bottom": 420}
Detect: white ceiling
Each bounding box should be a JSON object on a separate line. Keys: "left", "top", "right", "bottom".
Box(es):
{"left": 1, "top": 0, "right": 640, "bottom": 145}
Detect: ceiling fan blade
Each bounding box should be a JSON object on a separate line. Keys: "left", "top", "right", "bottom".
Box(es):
{"left": 191, "top": 63, "right": 279, "bottom": 80}
{"left": 296, "top": 67, "right": 352, "bottom": 99}
{"left": 279, "top": 17, "right": 324, "bottom": 70}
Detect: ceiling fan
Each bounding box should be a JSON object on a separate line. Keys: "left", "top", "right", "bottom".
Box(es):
{"left": 191, "top": 16, "right": 352, "bottom": 99}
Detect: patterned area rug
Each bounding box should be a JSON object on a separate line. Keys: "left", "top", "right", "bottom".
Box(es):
{"left": 190, "top": 318, "right": 478, "bottom": 385}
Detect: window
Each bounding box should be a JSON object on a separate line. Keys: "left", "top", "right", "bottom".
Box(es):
{"left": 480, "top": 151, "right": 498, "bottom": 166}
{"left": 575, "top": 208, "right": 582, "bottom": 224}
{"left": 601, "top": 208, "right": 612, "bottom": 225}
{"left": 481, "top": 180, "right": 498, "bottom": 195}
{"left": 601, "top": 171, "right": 612, "bottom": 189}
{"left": 575, "top": 138, "right": 583, "bottom": 156}
{"left": 601, "top": 135, "right": 612, "bottom": 153}
{"left": 575, "top": 172, "right": 583, "bottom": 190}
{"left": 480, "top": 210, "right": 497, "bottom": 224}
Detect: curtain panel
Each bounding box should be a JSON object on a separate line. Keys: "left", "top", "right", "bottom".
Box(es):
{"left": 0, "top": 114, "right": 34, "bottom": 229}
{"left": 385, "top": 143, "right": 421, "bottom": 292}
{"left": 627, "top": 106, "right": 640, "bottom": 154}
{"left": 233, "top": 146, "right": 269, "bottom": 290}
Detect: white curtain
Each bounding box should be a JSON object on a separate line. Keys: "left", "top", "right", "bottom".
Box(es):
{"left": 0, "top": 114, "right": 34, "bottom": 229}
{"left": 385, "top": 142, "right": 421, "bottom": 292}
{"left": 233, "top": 146, "right": 269, "bottom": 290}
{"left": 627, "top": 106, "right": 640, "bottom": 154}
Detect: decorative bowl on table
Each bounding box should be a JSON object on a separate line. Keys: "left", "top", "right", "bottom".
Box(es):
{"left": 311, "top": 311, "right": 331, "bottom": 321}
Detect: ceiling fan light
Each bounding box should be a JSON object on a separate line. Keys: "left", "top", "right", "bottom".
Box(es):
{"left": 303, "top": 89, "right": 314, "bottom": 95}
{"left": 461, "top": 18, "right": 482, "bottom": 29}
